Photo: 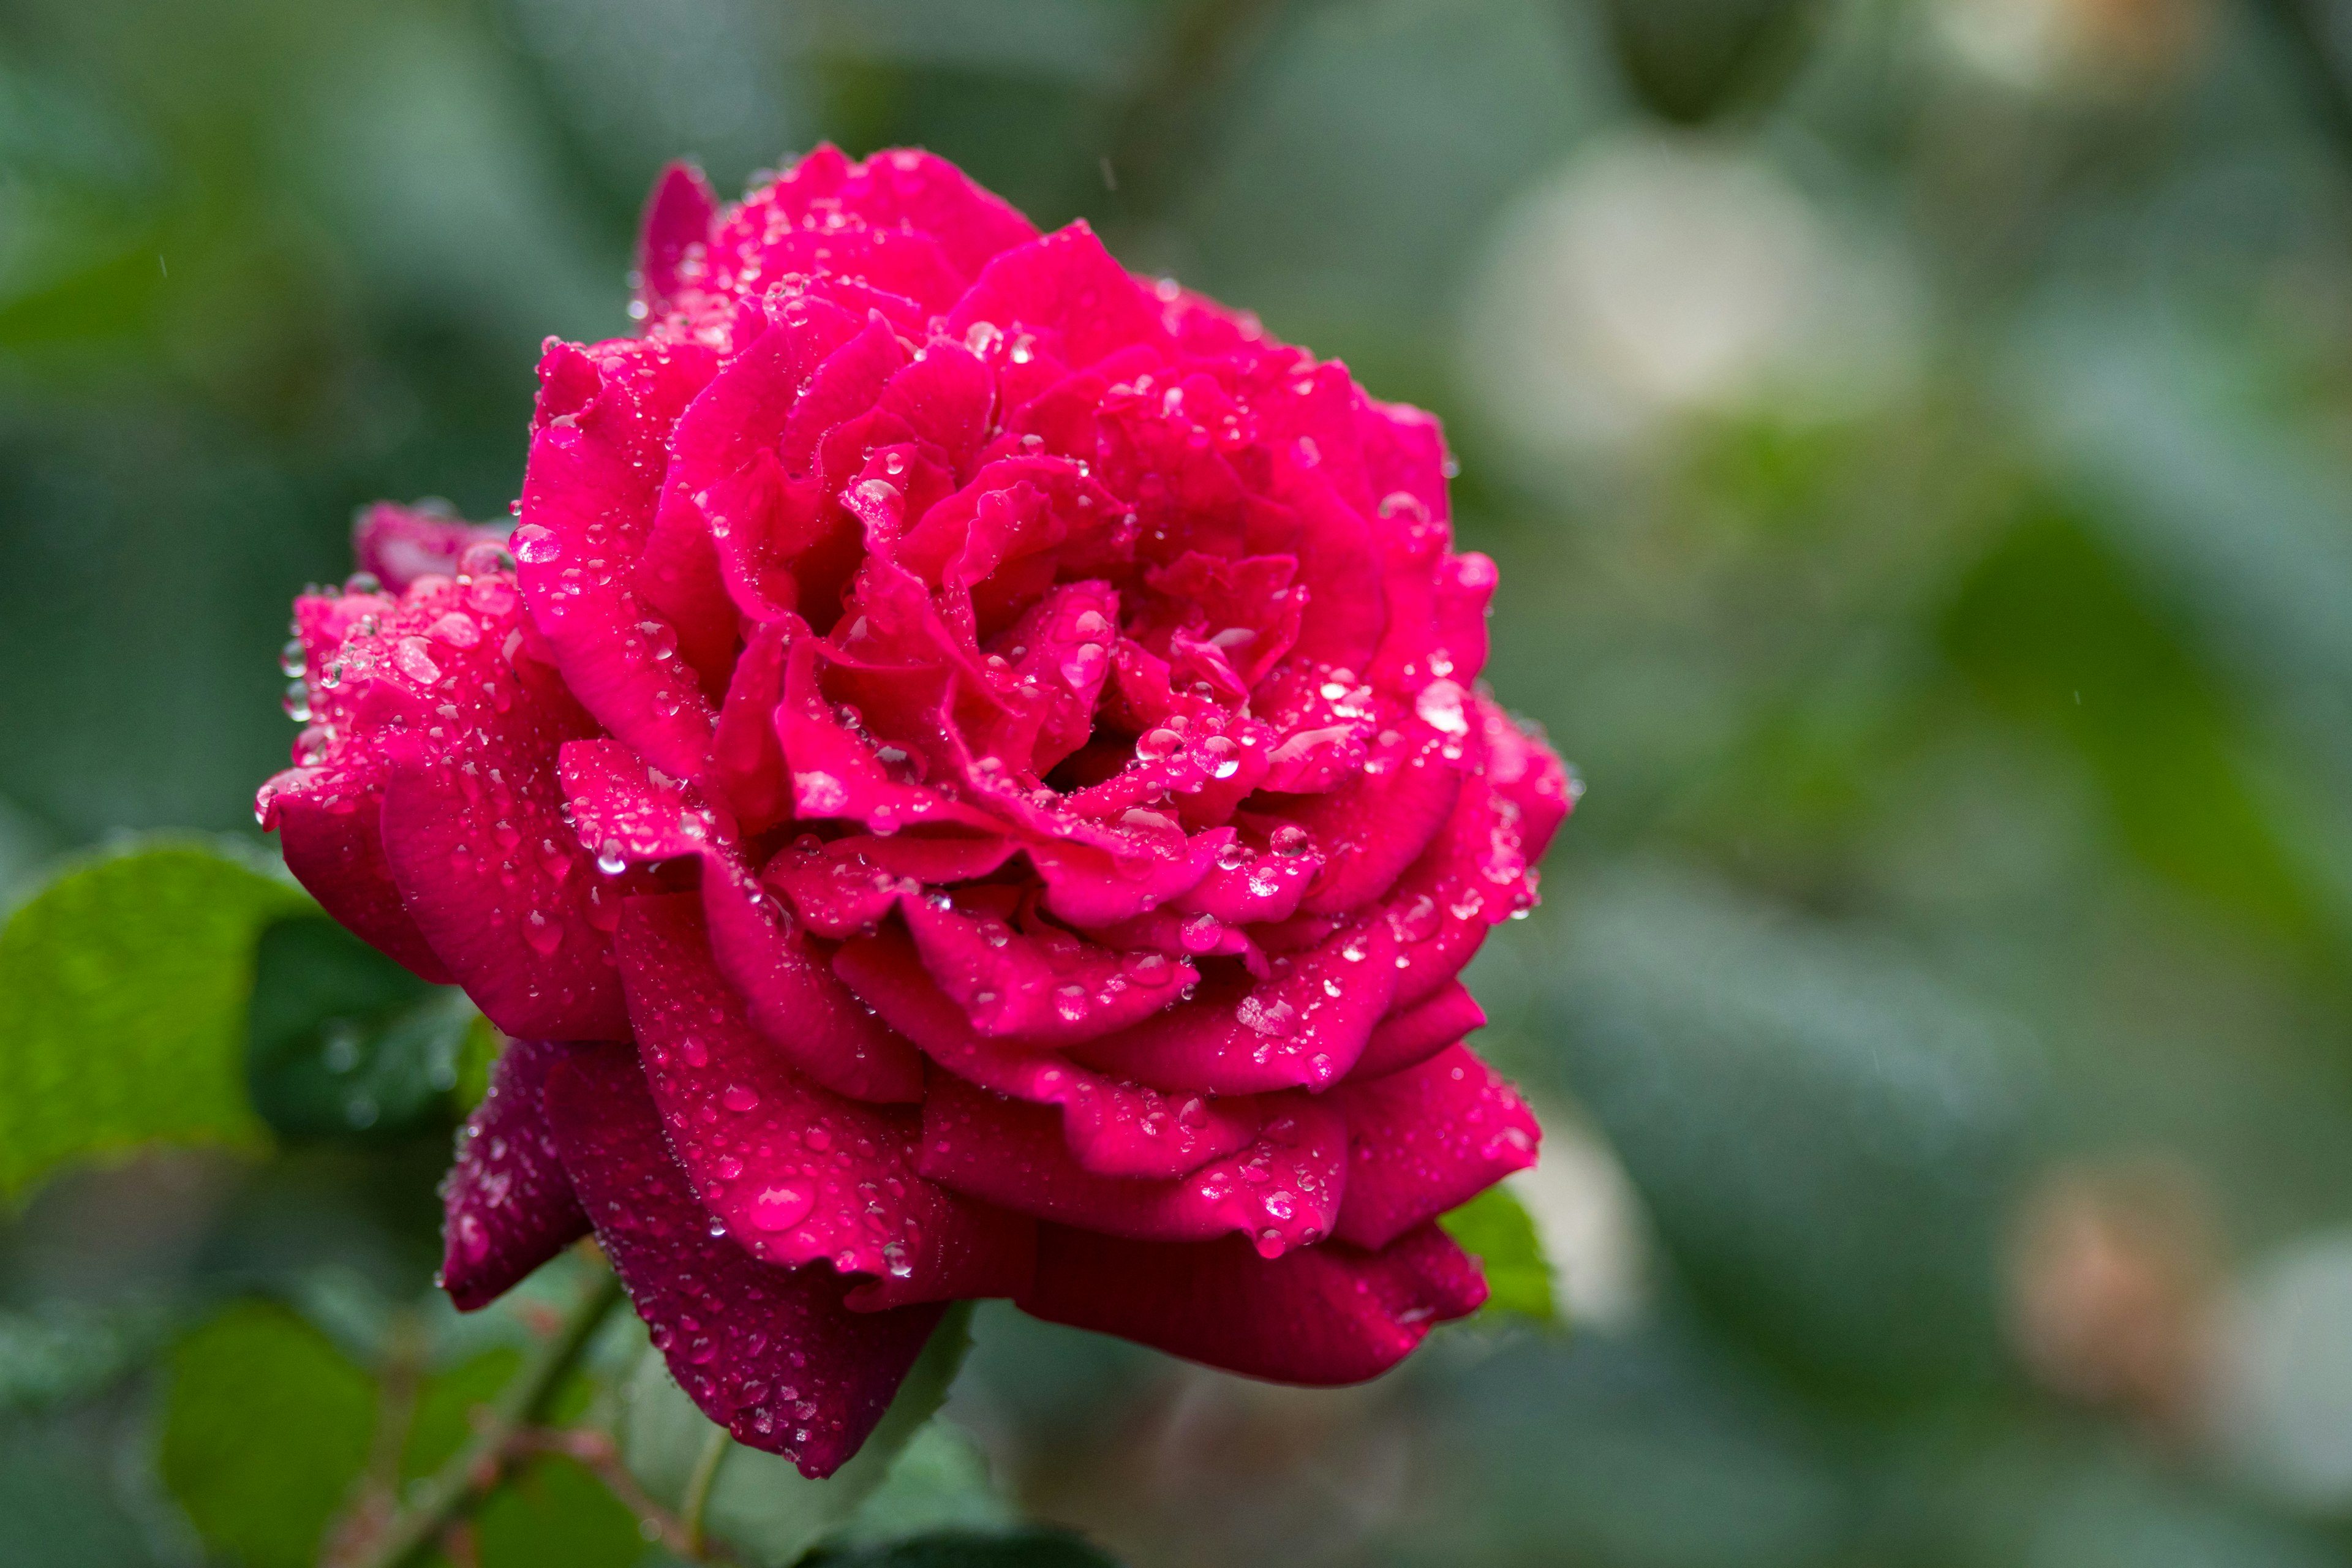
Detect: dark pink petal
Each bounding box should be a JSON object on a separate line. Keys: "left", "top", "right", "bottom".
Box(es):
{"left": 1383, "top": 773, "right": 1537, "bottom": 1011}
{"left": 710, "top": 618, "right": 793, "bottom": 835}
{"left": 514, "top": 336, "right": 720, "bottom": 780}
{"left": 944, "top": 222, "right": 1168, "bottom": 370}
{"left": 898, "top": 891, "right": 1195, "bottom": 1045}
{"left": 636, "top": 160, "right": 718, "bottom": 321}
{"left": 699, "top": 862, "right": 927, "bottom": 1104}
{"left": 438, "top": 1037, "right": 589, "bottom": 1310}
{"left": 1255, "top": 474, "right": 1384, "bottom": 671}
{"left": 556, "top": 739, "right": 733, "bottom": 869}
{"left": 877, "top": 342, "right": 994, "bottom": 477}
{"left": 832, "top": 927, "right": 1262, "bottom": 1178}
{"left": 758, "top": 224, "right": 967, "bottom": 317}
{"left": 1066, "top": 916, "right": 1400, "bottom": 1095}
{"left": 1282, "top": 731, "right": 1464, "bottom": 917}
{"left": 1478, "top": 692, "right": 1574, "bottom": 866}
{"left": 1352, "top": 981, "right": 1485, "bottom": 1081}
{"left": 1017, "top": 1222, "right": 1487, "bottom": 1385}
{"left": 617, "top": 895, "right": 1032, "bottom": 1306}
{"left": 1025, "top": 832, "right": 1227, "bottom": 929}
{"left": 381, "top": 734, "right": 636, "bottom": 1040}
{"left": 781, "top": 315, "right": 910, "bottom": 476}
{"left": 1355, "top": 397, "right": 1452, "bottom": 532}
{"left": 543, "top": 1041, "right": 947, "bottom": 1476}
{"left": 352, "top": 502, "right": 509, "bottom": 592}
{"left": 1327, "top": 1044, "right": 1539, "bottom": 1251}
{"left": 842, "top": 147, "right": 1040, "bottom": 281}
{"left": 919, "top": 1072, "right": 1343, "bottom": 1256}
{"left": 1169, "top": 834, "right": 1322, "bottom": 925}
{"left": 265, "top": 786, "right": 451, "bottom": 983}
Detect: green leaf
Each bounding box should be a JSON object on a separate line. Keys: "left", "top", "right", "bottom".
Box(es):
{"left": 469, "top": 1455, "right": 646, "bottom": 1568}
{"left": 834, "top": 1420, "right": 1020, "bottom": 1548}
{"left": 158, "top": 1299, "right": 377, "bottom": 1568}
{"left": 0, "top": 837, "right": 310, "bottom": 1201}
{"left": 1440, "top": 1183, "right": 1558, "bottom": 1325}
{"left": 800, "top": 1531, "right": 1125, "bottom": 1568}
{"left": 401, "top": 1347, "right": 522, "bottom": 1479}
{"left": 245, "top": 912, "right": 474, "bottom": 1139}
{"left": 620, "top": 1302, "right": 978, "bottom": 1568}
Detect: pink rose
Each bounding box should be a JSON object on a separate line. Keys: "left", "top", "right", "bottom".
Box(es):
{"left": 258, "top": 147, "right": 1571, "bottom": 1477}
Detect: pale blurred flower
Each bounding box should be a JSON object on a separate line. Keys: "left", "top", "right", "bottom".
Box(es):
{"left": 1937, "top": 0, "right": 2206, "bottom": 91}
{"left": 1460, "top": 134, "right": 1920, "bottom": 457}
{"left": 2005, "top": 1157, "right": 2218, "bottom": 1441}
{"left": 1510, "top": 1109, "right": 1651, "bottom": 1332}
{"left": 2212, "top": 1229, "right": 2352, "bottom": 1507}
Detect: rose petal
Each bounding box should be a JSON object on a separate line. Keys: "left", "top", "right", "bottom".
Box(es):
{"left": 617, "top": 894, "right": 1033, "bottom": 1306}
{"left": 352, "top": 502, "right": 509, "bottom": 592}
{"left": 1066, "top": 916, "right": 1399, "bottom": 1095}
{"left": 515, "top": 336, "right": 720, "bottom": 779}
{"left": 543, "top": 1041, "right": 946, "bottom": 1476}
{"left": 832, "top": 925, "right": 1264, "bottom": 1178}
{"left": 1017, "top": 1221, "right": 1486, "bottom": 1385}
{"left": 1328, "top": 1044, "right": 1539, "bottom": 1250}
{"left": 437, "top": 1037, "right": 590, "bottom": 1311}
{"left": 636, "top": 160, "right": 718, "bottom": 321}
{"left": 944, "top": 222, "right": 1168, "bottom": 370}
{"left": 1352, "top": 980, "right": 1485, "bottom": 1082}
{"left": 265, "top": 785, "right": 452, "bottom": 984}
{"left": 699, "top": 863, "right": 928, "bottom": 1104}
{"left": 919, "top": 1072, "right": 1343, "bottom": 1256}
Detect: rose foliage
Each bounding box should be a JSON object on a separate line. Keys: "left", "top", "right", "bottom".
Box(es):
{"left": 258, "top": 148, "right": 1571, "bottom": 1477}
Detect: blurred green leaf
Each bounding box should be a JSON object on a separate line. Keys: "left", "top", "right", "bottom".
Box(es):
{"left": 468, "top": 1455, "right": 645, "bottom": 1568}
{"left": 402, "top": 1346, "right": 522, "bottom": 1479}
{"left": 1942, "top": 510, "right": 2321, "bottom": 948}
{"left": 1591, "top": 0, "right": 1826, "bottom": 124}
{"left": 246, "top": 913, "right": 475, "bottom": 1140}
{"left": 620, "top": 1303, "right": 976, "bottom": 1568}
{"left": 833, "top": 1420, "right": 1022, "bottom": 1548}
{"left": 1441, "top": 1183, "right": 1559, "bottom": 1325}
{"left": 801, "top": 1531, "right": 1123, "bottom": 1568}
{"left": 0, "top": 837, "right": 309, "bottom": 1201}
{"left": 1541, "top": 864, "right": 2032, "bottom": 1396}
{"left": 158, "top": 1300, "right": 376, "bottom": 1568}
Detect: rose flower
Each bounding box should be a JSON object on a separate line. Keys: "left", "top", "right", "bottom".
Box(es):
{"left": 258, "top": 148, "right": 1570, "bottom": 1477}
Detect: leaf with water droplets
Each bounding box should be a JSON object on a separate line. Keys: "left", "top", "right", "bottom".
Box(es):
{"left": 0, "top": 837, "right": 311, "bottom": 1202}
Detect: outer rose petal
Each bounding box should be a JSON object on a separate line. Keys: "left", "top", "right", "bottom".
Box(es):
{"left": 514, "top": 336, "right": 720, "bottom": 780}
{"left": 439, "top": 1037, "right": 590, "bottom": 1310}
{"left": 636, "top": 160, "right": 718, "bottom": 321}
{"left": 351, "top": 502, "right": 509, "bottom": 592}
{"left": 1327, "top": 1044, "right": 1540, "bottom": 1250}
{"left": 832, "top": 927, "right": 1265, "bottom": 1178}
{"left": 701, "top": 866, "right": 928, "bottom": 1105}
{"left": 1066, "top": 916, "right": 1400, "bottom": 1095}
{"left": 266, "top": 789, "right": 452, "bottom": 984}
{"left": 1352, "top": 981, "right": 1487, "bottom": 1082}
{"left": 543, "top": 1042, "right": 945, "bottom": 1476}
{"left": 617, "top": 892, "right": 1033, "bottom": 1308}
{"left": 1017, "top": 1223, "right": 1487, "bottom": 1385}
{"left": 918, "top": 1072, "right": 1343, "bottom": 1256}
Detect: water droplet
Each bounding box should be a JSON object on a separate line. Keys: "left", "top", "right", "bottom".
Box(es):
{"left": 523, "top": 910, "right": 563, "bottom": 955}
{"left": 723, "top": 1084, "right": 761, "bottom": 1113}
{"left": 750, "top": 1183, "right": 814, "bottom": 1231}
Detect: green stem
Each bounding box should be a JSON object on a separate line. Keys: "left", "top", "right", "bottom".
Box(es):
{"left": 332, "top": 1264, "right": 625, "bottom": 1568}
{"left": 679, "top": 1423, "right": 731, "bottom": 1557}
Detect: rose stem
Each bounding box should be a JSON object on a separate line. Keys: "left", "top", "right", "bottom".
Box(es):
{"left": 335, "top": 1262, "right": 625, "bottom": 1568}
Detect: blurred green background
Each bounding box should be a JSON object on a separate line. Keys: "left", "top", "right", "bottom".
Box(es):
{"left": 13, "top": 0, "right": 2352, "bottom": 1563}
